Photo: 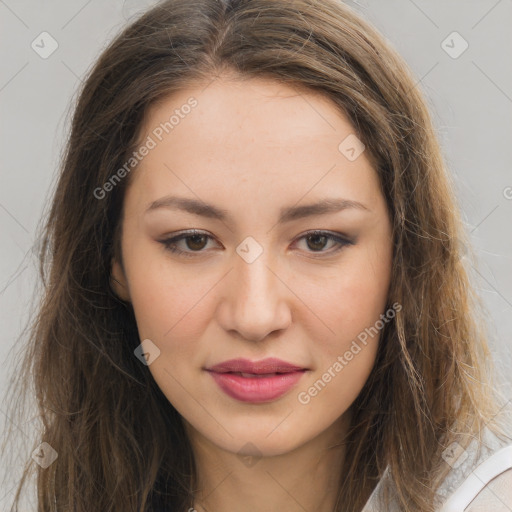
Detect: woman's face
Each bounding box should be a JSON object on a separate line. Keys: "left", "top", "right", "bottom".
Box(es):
{"left": 112, "top": 77, "right": 393, "bottom": 457}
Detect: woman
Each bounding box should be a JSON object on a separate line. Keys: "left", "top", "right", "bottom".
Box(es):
{"left": 3, "top": 0, "right": 511, "bottom": 510}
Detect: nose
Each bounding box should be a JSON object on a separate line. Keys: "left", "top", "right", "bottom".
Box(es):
{"left": 216, "top": 250, "right": 292, "bottom": 343}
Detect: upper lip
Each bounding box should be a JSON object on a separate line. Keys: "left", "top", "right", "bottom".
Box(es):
{"left": 206, "top": 358, "right": 307, "bottom": 374}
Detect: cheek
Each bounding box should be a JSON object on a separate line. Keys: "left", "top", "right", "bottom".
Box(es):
{"left": 126, "top": 257, "right": 211, "bottom": 399}
{"left": 297, "top": 244, "right": 392, "bottom": 359}
{"left": 296, "top": 341, "right": 378, "bottom": 431}
{"left": 294, "top": 262, "right": 388, "bottom": 419}
{"left": 124, "top": 242, "right": 213, "bottom": 342}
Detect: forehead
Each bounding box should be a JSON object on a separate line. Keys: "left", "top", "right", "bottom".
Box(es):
{"left": 142, "top": 77, "right": 356, "bottom": 154}
{"left": 126, "top": 77, "right": 382, "bottom": 214}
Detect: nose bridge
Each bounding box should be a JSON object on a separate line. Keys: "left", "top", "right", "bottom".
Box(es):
{"left": 234, "top": 234, "right": 276, "bottom": 294}
{"left": 236, "top": 250, "right": 275, "bottom": 302}
{"left": 220, "top": 238, "right": 291, "bottom": 341}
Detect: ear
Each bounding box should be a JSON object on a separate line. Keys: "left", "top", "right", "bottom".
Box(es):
{"left": 110, "top": 258, "right": 131, "bottom": 302}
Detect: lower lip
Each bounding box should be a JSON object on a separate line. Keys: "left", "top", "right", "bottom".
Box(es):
{"left": 208, "top": 371, "right": 306, "bottom": 403}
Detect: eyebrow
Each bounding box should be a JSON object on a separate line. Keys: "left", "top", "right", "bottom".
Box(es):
{"left": 145, "top": 195, "right": 370, "bottom": 223}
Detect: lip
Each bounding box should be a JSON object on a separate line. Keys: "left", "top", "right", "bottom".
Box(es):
{"left": 207, "top": 357, "right": 306, "bottom": 374}
{"left": 206, "top": 358, "right": 308, "bottom": 403}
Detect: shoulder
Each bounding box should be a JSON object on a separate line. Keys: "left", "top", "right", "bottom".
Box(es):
{"left": 362, "top": 429, "right": 512, "bottom": 512}
{"left": 465, "top": 468, "right": 512, "bottom": 511}
{"left": 440, "top": 443, "right": 512, "bottom": 512}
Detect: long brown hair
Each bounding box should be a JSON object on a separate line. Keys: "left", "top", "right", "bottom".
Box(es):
{"left": 2, "top": 0, "right": 509, "bottom": 510}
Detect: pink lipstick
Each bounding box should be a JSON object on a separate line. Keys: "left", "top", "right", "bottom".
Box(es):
{"left": 206, "top": 358, "right": 307, "bottom": 403}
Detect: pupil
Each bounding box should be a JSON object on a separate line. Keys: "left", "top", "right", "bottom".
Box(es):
{"left": 187, "top": 235, "right": 207, "bottom": 250}
{"left": 308, "top": 234, "right": 327, "bottom": 251}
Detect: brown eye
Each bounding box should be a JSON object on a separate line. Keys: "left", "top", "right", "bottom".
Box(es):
{"left": 160, "top": 230, "right": 217, "bottom": 258}
{"left": 295, "top": 231, "right": 354, "bottom": 255}
{"left": 185, "top": 234, "right": 209, "bottom": 251}
{"left": 305, "top": 234, "right": 330, "bottom": 251}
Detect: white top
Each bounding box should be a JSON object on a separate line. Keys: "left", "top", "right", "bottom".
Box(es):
{"left": 361, "top": 427, "right": 512, "bottom": 511}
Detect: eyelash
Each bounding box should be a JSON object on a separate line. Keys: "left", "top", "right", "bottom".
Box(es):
{"left": 159, "top": 229, "right": 354, "bottom": 259}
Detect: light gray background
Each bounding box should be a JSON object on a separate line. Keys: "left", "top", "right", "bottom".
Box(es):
{"left": 1, "top": 0, "right": 511, "bottom": 508}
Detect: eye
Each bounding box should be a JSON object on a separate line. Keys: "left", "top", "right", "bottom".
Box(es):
{"left": 159, "top": 230, "right": 219, "bottom": 258}
{"left": 159, "top": 229, "right": 353, "bottom": 258}
{"left": 293, "top": 230, "right": 354, "bottom": 256}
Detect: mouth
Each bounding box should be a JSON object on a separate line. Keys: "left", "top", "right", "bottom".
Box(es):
{"left": 205, "top": 358, "right": 308, "bottom": 403}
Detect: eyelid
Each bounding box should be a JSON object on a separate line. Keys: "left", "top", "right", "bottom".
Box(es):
{"left": 159, "top": 229, "right": 220, "bottom": 258}
{"left": 293, "top": 229, "right": 353, "bottom": 246}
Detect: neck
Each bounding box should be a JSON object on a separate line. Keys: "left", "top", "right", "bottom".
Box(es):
{"left": 187, "top": 411, "right": 351, "bottom": 512}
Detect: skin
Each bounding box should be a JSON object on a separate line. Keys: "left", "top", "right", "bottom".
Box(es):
{"left": 111, "top": 75, "right": 394, "bottom": 512}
